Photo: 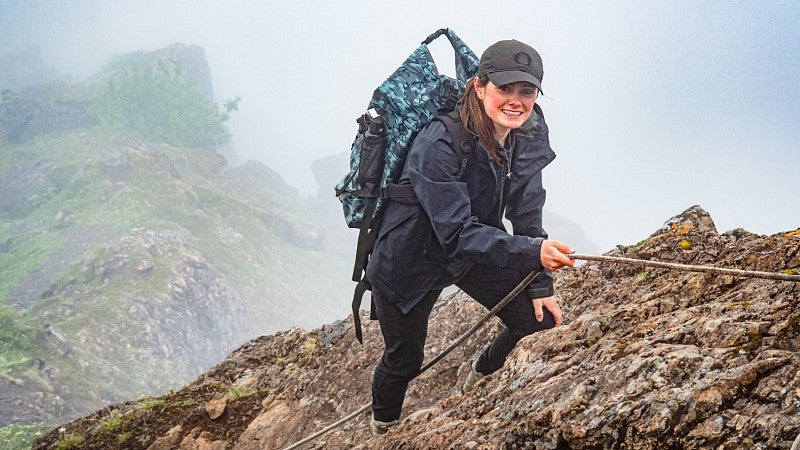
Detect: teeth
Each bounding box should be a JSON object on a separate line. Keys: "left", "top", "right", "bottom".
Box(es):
{"left": 502, "top": 110, "right": 522, "bottom": 116}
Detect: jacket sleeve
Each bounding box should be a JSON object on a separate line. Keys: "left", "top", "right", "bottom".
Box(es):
{"left": 405, "top": 121, "right": 543, "bottom": 272}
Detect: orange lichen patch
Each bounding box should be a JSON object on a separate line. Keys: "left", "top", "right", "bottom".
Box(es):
{"left": 671, "top": 223, "right": 696, "bottom": 234}
{"left": 784, "top": 229, "right": 800, "bottom": 238}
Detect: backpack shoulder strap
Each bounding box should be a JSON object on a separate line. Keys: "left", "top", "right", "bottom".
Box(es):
{"left": 436, "top": 110, "right": 475, "bottom": 179}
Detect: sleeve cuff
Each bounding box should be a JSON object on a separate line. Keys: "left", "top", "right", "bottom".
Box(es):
{"left": 526, "top": 286, "right": 554, "bottom": 299}
{"left": 526, "top": 268, "right": 554, "bottom": 299}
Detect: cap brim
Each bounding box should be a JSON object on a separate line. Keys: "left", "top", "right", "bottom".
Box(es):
{"left": 486, "top": 71, "right": 542, "bottom": 91}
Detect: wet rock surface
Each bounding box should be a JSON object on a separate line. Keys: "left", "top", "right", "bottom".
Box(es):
{"left": 33, "top": 206, "right": 800, "bottom": 449}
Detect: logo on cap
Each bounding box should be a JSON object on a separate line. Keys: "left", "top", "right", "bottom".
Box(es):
{"left": 514, "top": 52, "right": 532, "bottom": 66}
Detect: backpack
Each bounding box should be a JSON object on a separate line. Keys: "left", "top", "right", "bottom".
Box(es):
{"left": 334, "top": 28, "right": 480, "bottom": 342}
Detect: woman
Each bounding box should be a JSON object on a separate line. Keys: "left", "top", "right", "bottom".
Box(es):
{"left": 365, "top": 39, "right": 575, "bottom": 435}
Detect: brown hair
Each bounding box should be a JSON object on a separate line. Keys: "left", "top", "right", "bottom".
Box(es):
{"left": 459, "top": 75, "right": 502, "bottom": 165}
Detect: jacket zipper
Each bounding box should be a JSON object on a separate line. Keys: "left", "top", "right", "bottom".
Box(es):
{"left": 496, "top": 145, "right": 513, "bottom": 226}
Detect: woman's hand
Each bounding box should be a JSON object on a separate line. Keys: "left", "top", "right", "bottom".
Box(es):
{"left": 533, "top": 295, "right": 563, "bottom": 326}
{"left": 540, "top": 239, "right": 575, "bottom": 271}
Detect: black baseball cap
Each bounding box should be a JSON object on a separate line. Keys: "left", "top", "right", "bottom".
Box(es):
{"left": 478, "top": 39, "right": 544, "bottom": 92}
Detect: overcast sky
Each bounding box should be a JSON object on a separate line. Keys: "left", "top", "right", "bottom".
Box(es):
{"left": 2, "top": 0, "right": 798, "bottom": 251}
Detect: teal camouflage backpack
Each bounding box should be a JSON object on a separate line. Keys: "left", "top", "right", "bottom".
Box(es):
{"left": 334, "top": 28, "right": 480, "bottom": 342}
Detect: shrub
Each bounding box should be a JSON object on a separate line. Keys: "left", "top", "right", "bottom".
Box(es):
{"left": 90, "top": 65, "right": 234, "bottom": 149}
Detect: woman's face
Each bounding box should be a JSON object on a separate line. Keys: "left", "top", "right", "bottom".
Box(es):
{"left": 476, "top": 79, "right": 538, "bottom": 142}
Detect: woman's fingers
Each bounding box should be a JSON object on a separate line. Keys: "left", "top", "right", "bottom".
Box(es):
{"left": 540, "top": 240, "right": 575, "bottom": 271}
{"left": 531, "top": 296, "right": 563, "bottom": 326}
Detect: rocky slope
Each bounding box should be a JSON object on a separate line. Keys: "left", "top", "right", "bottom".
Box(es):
{"left": 31, "top": 206, "right": 800, "bottom": 449}
{"left": 0, "top": 41, "right": 359, "bottom": 438}
{"left": 0, "top": 129, "right": 355, "bottom": 430}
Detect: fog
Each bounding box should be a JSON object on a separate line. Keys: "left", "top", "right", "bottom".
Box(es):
{"left": 2, "top": 1, "right": 798, "bottom": 251}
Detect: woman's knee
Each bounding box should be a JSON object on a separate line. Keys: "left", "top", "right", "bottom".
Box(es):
{"left": 381, "top": 340, "right": 426, "bottom": 378}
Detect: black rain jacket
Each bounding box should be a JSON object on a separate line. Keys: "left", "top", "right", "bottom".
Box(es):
{"left": 366, "top": 103, "right": 557, "bottom": 314}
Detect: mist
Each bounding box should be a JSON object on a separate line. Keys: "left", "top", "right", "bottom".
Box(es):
{"left": 2, "top": 0, "right": 798, "bottom": 251}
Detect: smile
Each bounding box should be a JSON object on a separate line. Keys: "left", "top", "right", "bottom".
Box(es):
{"left": 501, "top": 109, "right": 523, "bottom": 116}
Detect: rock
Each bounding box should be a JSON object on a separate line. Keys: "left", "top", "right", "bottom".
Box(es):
{"left": 0, "top": 82, "right": 98, "bottom": 144}
{"left": 205, "top": 395, "right": 227, "bottom": 420}
{"left": 99, "top": 43, "right": 214, "bottom": 101}
{"left": 650, "top": 204, "right": 718, "bottom": 237}
{"left": 179, "top": 428, "right": 228, "bottom": 450}
{"left": 0, "top": 45, "right": 62, "bottom": 89}
{"left": 146, "top": 424, "right": 183, "bottom": 450}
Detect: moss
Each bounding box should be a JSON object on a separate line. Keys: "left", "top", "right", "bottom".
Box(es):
{"left": 678, "top": 239, "right": 694, "bottom": 250}
{"left": 745, "top": 332, "right": 763, "bottom": 351}
{"left": 723, "top": 301, "right": 752, "bottom": 311}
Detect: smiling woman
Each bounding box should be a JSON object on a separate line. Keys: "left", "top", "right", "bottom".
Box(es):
{"left": 365, "top": 38, "right": 575, "bottom": 435}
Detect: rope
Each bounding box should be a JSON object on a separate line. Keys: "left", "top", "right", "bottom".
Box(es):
{"left": 568, "top": 253, "right": 800, "bottom": 282}
{"left": 281, "top": 269, "right": 542, "bottom": 450}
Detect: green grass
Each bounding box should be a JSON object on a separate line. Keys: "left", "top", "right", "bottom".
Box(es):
{"left": 55, "top": 433, "right": 84, "bottom": 450}
{"left": 117, "top": 430, "right": 132, "bottom": 444}
{"left": 97, "top": 410, "right": 125, "bottom": 435}
{"left": 139, "top": 396, "right": 166, "bottom": 411}
{"left": 0, "top": 306, "right": 38, "bottom": 378}
{"left": 228, "top": 383, "right": 254, "bottom": 400}
{"left": 0, "top": 423, "right": 50, "bottom": 450}
{"left": 0, "top": 233, "right": 63, "bottom": 305}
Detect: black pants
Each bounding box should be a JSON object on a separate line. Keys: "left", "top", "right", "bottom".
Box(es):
{"left": 371, "top": 264, "right": 555, "bottom": 422}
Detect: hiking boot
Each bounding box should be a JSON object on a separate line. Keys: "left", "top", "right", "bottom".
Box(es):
{"left": 370, "top": 416, "right": 400, "bottom": 436}
{"left": 461, "top": 359, "right": 485, "bottom": 394}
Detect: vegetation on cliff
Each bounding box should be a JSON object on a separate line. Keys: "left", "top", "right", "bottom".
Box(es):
{"left": 89, "top": 63, "right": 236, "bottom": 149}
{"left": 0, "top": 43, "right": 353, "bottom": 449}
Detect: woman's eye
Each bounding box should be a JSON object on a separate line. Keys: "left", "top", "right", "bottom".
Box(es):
{"left": 521, "top": 88, "right": 537, "bottom": 96}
